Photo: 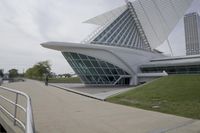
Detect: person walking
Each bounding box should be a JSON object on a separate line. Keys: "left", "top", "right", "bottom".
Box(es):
{"left": 45, "top": 74, "right": 49, "bottom": 86}
{"left": 0, "top": 77, "right": 3, "bottom": 86}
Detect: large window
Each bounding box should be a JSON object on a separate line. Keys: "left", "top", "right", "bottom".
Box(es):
{"left": 141, "top": 65, "right": 200, "bottom": 74}
{"left": 62, "top": 52, "right": 131, "bottom": 85}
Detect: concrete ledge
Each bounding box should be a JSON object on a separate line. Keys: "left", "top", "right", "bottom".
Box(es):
{"left": 49, "top": 79, "right": 161, "bottom": 101}
{"left": 49, "top": 84, "right": 105, "bottom": 101}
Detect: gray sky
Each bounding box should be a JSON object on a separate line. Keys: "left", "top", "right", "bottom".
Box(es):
{"left": 0, "top": 0, "right": 200, "bottom": 74}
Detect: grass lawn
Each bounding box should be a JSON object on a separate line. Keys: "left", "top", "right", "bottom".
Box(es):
{"left": 48, "top": 77, "right": 81, "bottom": 83}
{"left": 107, "top": 75, "right": 200, "bottom": 119}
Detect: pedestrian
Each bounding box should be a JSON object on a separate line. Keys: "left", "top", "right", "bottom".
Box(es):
{"left": 0, "top": 71, "right": 3, "bottom": 86}
{"left": 45, "top": 74, "right": 49, "bottom": 86}
{"left": 0, "top": 77, "right": 2, "bottom": 86}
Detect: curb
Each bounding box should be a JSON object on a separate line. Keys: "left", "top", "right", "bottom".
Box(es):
{"left": 49, "top": 84, "right": 105, "bottom": 101}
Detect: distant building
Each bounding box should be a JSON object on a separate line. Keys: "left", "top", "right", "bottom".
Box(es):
{"left": 184, "top": 12, "right": 200, "bottom": 55}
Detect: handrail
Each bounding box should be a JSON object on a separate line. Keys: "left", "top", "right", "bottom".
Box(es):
{"left": 0, "top": 86, "right": 35, "bottom": 133}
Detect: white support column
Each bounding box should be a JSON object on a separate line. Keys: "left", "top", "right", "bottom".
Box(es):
{"left": 167, "top": 39, "right": 174, "bottom": 56}
{"left": 130, "top": 75, "right": 138, "bottom": 86}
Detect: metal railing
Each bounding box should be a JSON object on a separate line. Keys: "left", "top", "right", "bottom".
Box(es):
{"left": 0, "top": 86, "right": 35, "bottom": 133}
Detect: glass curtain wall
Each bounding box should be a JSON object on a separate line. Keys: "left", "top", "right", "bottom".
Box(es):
{"left": 91, "top": 9, "right": 151, "bottom": 51}
{"left": 62, "top": 52, "right": 131, "bottom": 85}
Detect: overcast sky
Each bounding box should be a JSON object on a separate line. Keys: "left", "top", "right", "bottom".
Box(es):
{"left": 0, "top": 0, "right": 200, "bottom": 74}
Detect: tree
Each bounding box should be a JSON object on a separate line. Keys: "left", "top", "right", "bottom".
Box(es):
{"left": 25, "top": 61, "right": 51, "bottom": 79}
{"left": 49, "top": 72, "right": 56, "bottom": 78}
{"left": 63, "top": 73, "right": 72, "bottom": 78}
{"left": 25, "top": 68, "right": 34, "bottom": 78}
{"left": 34, "top": 61, "right": 51, "bottom": 77}
{"left": 8, "top": 69, "right": 18, "bottom": 78}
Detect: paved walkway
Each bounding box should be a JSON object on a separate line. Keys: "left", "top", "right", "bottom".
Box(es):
{"left": 1, "top": 80, "right": 200, "bottom": 133}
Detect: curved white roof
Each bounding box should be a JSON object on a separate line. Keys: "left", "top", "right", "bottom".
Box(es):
{"left": 84, "top": 0, "right": 194, "bottom": 49}
{"left": 41, "top": 41, "right": 164, "bottom": 77}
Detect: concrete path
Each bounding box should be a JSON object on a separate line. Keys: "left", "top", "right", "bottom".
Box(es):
{"left": 1, "top": 80, "right": 200, "bottom": 133}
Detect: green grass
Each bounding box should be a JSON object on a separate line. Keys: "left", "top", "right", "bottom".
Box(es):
{"left": 48, "top": 77, "right": 81, "bottom": 83}
{"left": 107, "top": 75, "right": 200, "bottom": 119}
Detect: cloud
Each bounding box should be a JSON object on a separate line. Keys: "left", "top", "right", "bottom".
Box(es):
{"left": 0, "top": 0, "right": 199, "bottom": 73}
{"left": 0, "top": 0, "right": 123, "bottom": 73}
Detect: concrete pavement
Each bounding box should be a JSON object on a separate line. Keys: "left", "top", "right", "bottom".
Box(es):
{"left": 1, "top": 80, "right": 200, "bottom": 133}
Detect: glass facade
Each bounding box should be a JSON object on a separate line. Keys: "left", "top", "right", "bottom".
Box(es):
{"left": 62, "top": 52, "right": 131, "bottom": 85}
{"left": 91, "top": 9, "right": 151, "bottom": 51}
{"left": 141, "top": 65, "right": 200, "bottom": 74}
